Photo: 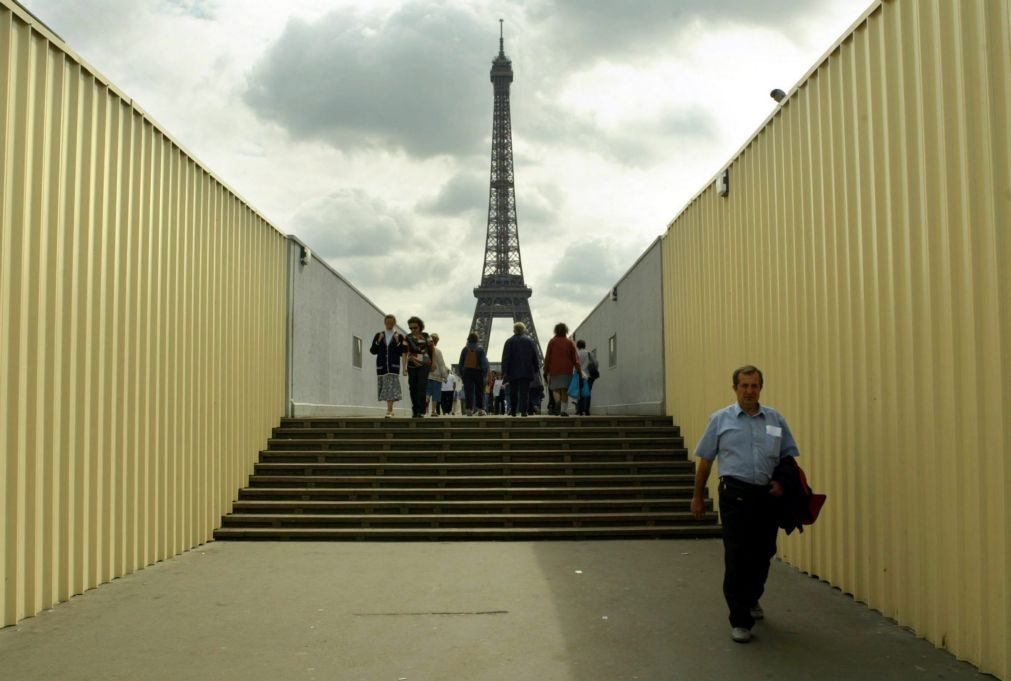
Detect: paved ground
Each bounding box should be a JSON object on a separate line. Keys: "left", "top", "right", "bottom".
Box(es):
{"left": 0, "top": 540, "right": 992, "bottom": 681}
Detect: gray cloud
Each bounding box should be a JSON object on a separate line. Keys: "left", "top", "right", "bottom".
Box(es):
{"left": 240, "top": 0, "right": 746, "bottom": 165}
{"left": 418, "top": 171, "right": 487, "bottom": 216}
{"left": 516, "top": 180, "right": 564, "bottom": 227}
{"left": 543, "top": 238, "right": 637, "bottom": 304}
{"left": 325, "top": 247, "right": 460, "bottom": 295}
{"left": 163, "top": 0, "right": 216, "bottom": 20}
{"left": 244, "top": 2, "right": 495, "bottom": 159}
{"left": 604, "top": 111, "right": 720, "bottom": 166}
{"left": 523, "top": 0, "right": 835, "bottom": 65}
{"left": 292, "top": 188, "right": 412, "bottom": 259}
{"left": 419, "top": 170, "right": 562, "bottom": 238}
{"left": 239, "top": 0, "right": 763, "bottom": 168}
{"left": 522, "top": 105, "right": 718, "bottom": 167}
{"left": 20, "top": 0, "right": 144, "bottom": 47}
{"left": 439, "top": 277, "right": 483, "bottom": 319}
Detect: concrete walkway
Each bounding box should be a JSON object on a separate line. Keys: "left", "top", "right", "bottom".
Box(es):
{"left": 0, "top": 540, "right": 991, "bottom": 681}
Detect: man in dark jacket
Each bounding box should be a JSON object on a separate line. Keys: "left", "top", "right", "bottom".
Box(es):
{"left": 500, "top": 322, "right": 541, "bottom": 417}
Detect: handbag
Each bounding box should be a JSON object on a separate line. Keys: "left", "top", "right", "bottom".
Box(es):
{"left": 406, "top": 334, "right": 431, "bottom": 367}
{"left": 567, "top": 370, "right": 581, "bottom": 400}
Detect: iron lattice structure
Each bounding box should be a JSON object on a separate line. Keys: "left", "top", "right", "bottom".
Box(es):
{"left": 470, "top": 23, "right": 543, "bottom": 362}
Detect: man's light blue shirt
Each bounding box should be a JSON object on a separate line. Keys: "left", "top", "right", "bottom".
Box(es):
{"left": 694, "top": 403, "right": 799, "bottom": 485}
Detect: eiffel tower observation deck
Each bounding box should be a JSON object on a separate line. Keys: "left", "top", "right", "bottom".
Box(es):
{"left": 470, "top": 21, "right": 543, "bottom": 362}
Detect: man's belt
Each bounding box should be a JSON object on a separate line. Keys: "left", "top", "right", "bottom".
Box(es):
{"left": 720, "top": 476, "right": 771, "bottom": 493}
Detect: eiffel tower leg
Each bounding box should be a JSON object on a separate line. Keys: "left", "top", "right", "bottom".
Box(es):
{"left": 470, "top": 298, "right": 495, "bottom": 351}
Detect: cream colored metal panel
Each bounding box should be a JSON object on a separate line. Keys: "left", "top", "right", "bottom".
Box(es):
{"left": 1, "top": 0, "right": 287, "bottom": 630}
{"left": 663, "top": 0, "right": 1008, "bottom": 676}
{"left": 0, "top": 8, "right": 14, "bottom": 629}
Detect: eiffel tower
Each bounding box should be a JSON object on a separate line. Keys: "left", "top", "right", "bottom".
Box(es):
{"left": 469, "top": 21, "right": 543, "bottom": 362}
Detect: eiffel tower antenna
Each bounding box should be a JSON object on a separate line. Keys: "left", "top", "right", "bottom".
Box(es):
{"left": 469, "top": 21, "right": 543, "bottom": 362}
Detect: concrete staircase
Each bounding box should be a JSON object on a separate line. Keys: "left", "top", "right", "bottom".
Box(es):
{"left": 214, "top": 415, "right": 721, "bottom": 540}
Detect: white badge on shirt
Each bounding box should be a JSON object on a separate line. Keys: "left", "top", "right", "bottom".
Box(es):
{"left": 766, "top": 425, "right": 783, "bottom": 437}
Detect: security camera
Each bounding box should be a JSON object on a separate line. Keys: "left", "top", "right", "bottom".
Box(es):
{"left": 770, "top": 88, "right": 786, "bottom": 103}
{"left": 300, "top": 246, "right": 312, "bottom": 265}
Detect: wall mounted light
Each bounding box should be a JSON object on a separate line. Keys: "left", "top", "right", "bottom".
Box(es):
{"left": 716, "top": 169, "right": 730, "bottom": 198}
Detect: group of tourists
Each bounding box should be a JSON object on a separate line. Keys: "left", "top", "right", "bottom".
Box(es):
{"left": 368, "top": 314, "right": 599, "bottom": 418}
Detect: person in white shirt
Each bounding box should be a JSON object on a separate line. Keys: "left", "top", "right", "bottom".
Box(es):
{"left": 440, "top": 371, "right": 458, "bottom": 416}
{"left": 492, "top": 376, "right": 505, "bottom": 414}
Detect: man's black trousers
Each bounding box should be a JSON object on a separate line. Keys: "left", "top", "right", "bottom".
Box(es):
{"left": 508, "top": 379, "right": 530, "bottom": 415}
{"left": 718, "top": 477, "right": 779, "bottom": 629}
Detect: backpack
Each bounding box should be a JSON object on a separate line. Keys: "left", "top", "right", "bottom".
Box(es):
{"left": 587, "top": 356, "right": 600, "bottom": 381}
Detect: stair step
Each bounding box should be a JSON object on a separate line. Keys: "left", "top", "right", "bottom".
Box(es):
{"left": 219, "top": 511, "right": 712, "bottom": 528}
{"left": 271, "top": 427, "right": 680, "bottom": 439}
{"left": 264, "top": 434, "right": 683, "bottom": 450}
{"left": 246, "top": 473, "right": 694, "bottom": 488}
{"left": 213, "top": 525, "right": 722, "bottom": 540}
{"left": 253, "top": 462, "right": 691, "bottom": 474}
{"left": 280, "top": 416, "right": 676, "bottom": 429}
{"left": 237, "top": 485, "right": 696, "bottom": 501}
{"left": 258, "top": 451, "right": 688, "bottom": 465}
{"left": 230, "top": 498, "right": 704, "bottom": 513}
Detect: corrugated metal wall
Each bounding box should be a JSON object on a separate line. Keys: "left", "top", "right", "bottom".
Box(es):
{"left": 0, "top": 1, "right": 287, "bottom": 627}
{"left": 662, "top": 0, "right": 1009, "bottom": 677}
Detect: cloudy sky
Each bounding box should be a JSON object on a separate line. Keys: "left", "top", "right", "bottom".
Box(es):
{"left": 23, "top": 0, "right": 869, "bottom": 358}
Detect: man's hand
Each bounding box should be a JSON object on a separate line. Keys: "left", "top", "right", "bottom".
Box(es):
{"left": 691, "top": 458, "right": 713, "bottom": 520}
{"left": 769, "top": 480, "right": 784, "bottom": 497}
{"left": 691, "top": 495, "right": 706, "bottom": 520}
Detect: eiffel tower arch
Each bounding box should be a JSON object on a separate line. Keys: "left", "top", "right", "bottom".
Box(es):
{"left": 470, "top": 21, "right": 543, "bottom": 363}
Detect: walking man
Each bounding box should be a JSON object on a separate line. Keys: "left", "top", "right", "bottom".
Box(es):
{"left": 500, "top": 322, "right": 540, "bottom": 417}
{"left": 690, "top": 365, "right": 799, "bottom": 644}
